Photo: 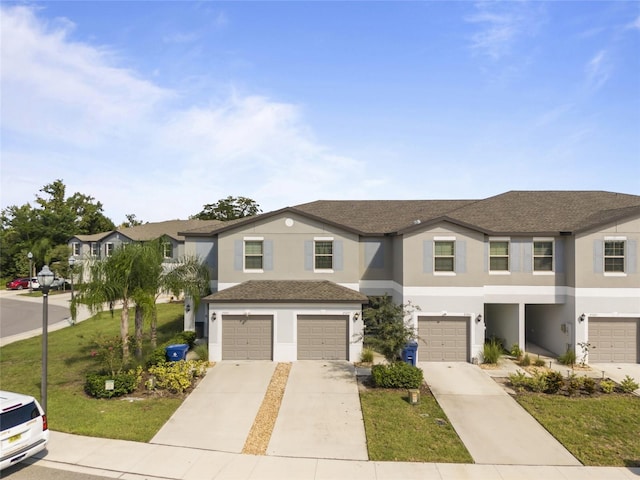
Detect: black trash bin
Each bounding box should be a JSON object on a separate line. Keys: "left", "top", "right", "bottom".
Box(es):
{"left": 166, "top": 344, "right": 189, "bottom": 362}
{"left": 401, "top": 341, "right": 418, "bottom": 366}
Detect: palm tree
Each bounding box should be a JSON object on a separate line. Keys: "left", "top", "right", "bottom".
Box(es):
{"left": 73, "top": 244, "right": 141, "bottom": 362}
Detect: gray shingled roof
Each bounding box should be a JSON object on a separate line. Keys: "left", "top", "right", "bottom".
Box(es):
{"left": 76, "top": 219, "right": 223, "bottom": 243}
{"left": 441, "top": 191, "right": 640, "bottom": 235}
{"left": 180, "top": 190, "right": 640, "bottom": 238}
{"left": 204, "top": 280, "right": 369, "bottom": 304}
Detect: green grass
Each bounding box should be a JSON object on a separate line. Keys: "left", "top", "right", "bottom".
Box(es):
{"left": 0, "top": 303, "right": 187, "bottom": 442}
{"left": 360, "top": 388, "right": 472, "bottom": 463}
{"left": 517, "top": 394, "right": 640, "bottom": 467}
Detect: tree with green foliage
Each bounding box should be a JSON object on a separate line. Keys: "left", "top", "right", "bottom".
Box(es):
{"left": 363, "top": 294, "right": 419, "bottom": 363}
{"left": 73, "top": 241, "right": 211, "bottom": 362}
{"left": 1, "top": 179, "right": 114, "bottom": 279}
{"left": 191, "top": 196, "right": 261, "bottom": 221}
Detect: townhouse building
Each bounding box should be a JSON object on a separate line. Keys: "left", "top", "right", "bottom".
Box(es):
{"left": 180, "top": 191, "right": 640, "bottom": 365}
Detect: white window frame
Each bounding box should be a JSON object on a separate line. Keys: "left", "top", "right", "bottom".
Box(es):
{"left": 489, "top": 238, "right": 510, "bottom": 274}
{"left": 90, "top": 242, "right": 99, "bottom": 256}
{"left": 434, "top": 236, "right": 456, "bottom": 276}
{"left": 533, "top": 238, "right": 554, "bottom": 274}
{"left": 244, "top": 237, "right": 264, "bottom": 272}
{"left": 604, "top": 236, "right": 626, "bottom": 276}
{"left": 162, "top": 241, "right": 173, "bottom": 259}
{"left": 314, "top": 237, "right": 334, "bottom": 272}
{"left": 72, "top": 242, "right": 80, "bottom": 256}
{"left": 105, "top": 242, "right": 114, "bottom": 257}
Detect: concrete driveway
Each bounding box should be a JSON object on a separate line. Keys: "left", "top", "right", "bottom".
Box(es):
{"left": 591, "top": 363, "right": 640, "bottom": 395}
{"left": 420, "top": 362, "right": 581, "bottom": 466}
{"left": 267, "top": 361, "right": 368, "bottom": 460}
{"left": 151, "top": 361, "right": 276, "bottom": 453}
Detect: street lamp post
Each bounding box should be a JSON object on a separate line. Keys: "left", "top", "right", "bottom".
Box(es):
{"left": 28, "top": 252, "right": 33, "bottom": 292}
{"left": 37, "top": 265, "right": 55, "bottom": 414}
{"left": 68, "top": 256, "right": 76, "bottom": 300}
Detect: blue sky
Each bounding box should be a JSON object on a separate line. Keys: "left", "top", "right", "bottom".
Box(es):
{"left": 1, "top": 1, "right": 639, "bottom": 224}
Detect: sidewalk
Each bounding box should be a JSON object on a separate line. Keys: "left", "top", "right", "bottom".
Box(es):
{"left": 31, "top": 431, "right": 639, "bottom": 480}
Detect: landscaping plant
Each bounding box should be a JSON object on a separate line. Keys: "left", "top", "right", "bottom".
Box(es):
{"left": 371, "top": 362, "right": 423, "bottom": 389}
{"left": 482, "top": 338, "right": 503, "bottom": 364}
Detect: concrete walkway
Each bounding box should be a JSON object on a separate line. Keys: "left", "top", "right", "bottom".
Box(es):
{"left": 420, "top": 362, "right": 581, "bottom": 466}
{"left": 30, "top": 431, "right": 639, "bottom": 479}
{"left": 267, "top": 361, "right": 368, "bottom": 460}
{"left": 151, "top": 361, "right": 277, "bottom": 453}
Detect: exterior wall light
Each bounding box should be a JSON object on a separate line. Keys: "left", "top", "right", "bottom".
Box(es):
{"left": 579, "top": 314, "right": 586, "bottom": 323}
{"left": 211, "top": 312, "right": 217, "bottom": 322}
{"left": 476, "top": 314, "right": 483, "bottom": 323}
{"left": 353, "top": 312, "right": 360, "bottom": 322}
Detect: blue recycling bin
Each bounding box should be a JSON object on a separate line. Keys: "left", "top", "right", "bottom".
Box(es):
{"left": 166, "top": 344, "right": 189, "bottom": 362}
{"left": 401, "top": 341, "right": 418, "bottom": 366}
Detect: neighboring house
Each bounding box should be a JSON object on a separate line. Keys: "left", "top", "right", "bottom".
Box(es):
{"left": 180, "top": 191, "right": 640, "bottom": 365}
{"left": 68, "top": 219, "right": 223, "bottom": 275}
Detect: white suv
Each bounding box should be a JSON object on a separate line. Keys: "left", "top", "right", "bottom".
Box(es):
{"left": 0, "top": 391, "right": 49, "bottom": 470}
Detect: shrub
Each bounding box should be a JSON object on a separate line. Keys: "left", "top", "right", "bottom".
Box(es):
{"left": 360, "top": 348, "right": 374, "bottom": 363}
{"left": 173, "top": 331, "right": 197, "bottom": 349}
{"left": 534, "top": 358, "right": 546, "bottom": 367}
{"left": 508, "top": 371, "right": 529, "bottom": 391}
{"left": 510, "top": 344, "right": 522, "bottom": 360}
{"left": 482, "top": 339, "right": 503, "bottom": 364}
{"left": 600, "top": 379, "right": 616, "bottom": 394}
{"left": 148, "top": 360, "right": 208, "bottom": 393}
{"left": 567, "top": 373, "right": 582, "bottom": 396}
{"left": 544, "top": 371, "right": 564, "bottom": 394}
{"left": 147, "top": 345, "right": 169, "bottom": 368}
{"left": 582, "top": 376, "right": 596, "bottom": 394}
{"left": 193, "top": 344, "right": 209, "bottom": 361}
{"left": 519, "top": 354, "right": 531, "bottom": 367}
{"left": 620, "top": 375, "right": 639, "bottom": 394}
{"left": 85, "top": 367, "right": 142, "bottom": 399}
{"left": 557, "top": 349, "right": 576, "bottom": 366}
{"left": 529, "top": 371, "right": 548, "bottom": 393}
{"left": 371, "top": 362, "right": 423, "bottom": 389}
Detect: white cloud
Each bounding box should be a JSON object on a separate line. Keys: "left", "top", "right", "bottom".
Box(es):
{"left": 584, "top": 49, "right": 611, "bottom": 92}
{"left": 0, "top": 5, "right": 369, "bottom": 223}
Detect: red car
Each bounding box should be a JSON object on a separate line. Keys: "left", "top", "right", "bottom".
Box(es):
{"left": 5, "top": 278, "right": 37, "bottom": 290}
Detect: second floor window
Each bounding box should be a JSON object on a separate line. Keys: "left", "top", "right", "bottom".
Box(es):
{"left": 604, "top": 240, "right": 625, "bottom": 273}
{"left": 489, "top": 241, "right": 509, "bottom": 272}
{"left": 533, "top": 241, "right": 553, "bottom": 271}
{"left": 434, "top": 241, "right": 455, "bottom": 272}
{"left": 245, "top": 240, "right": 263, "bottom": 270}
{"left": 162, "top": 242, "right": 173, "bottom": 259}
{"left": 315, "top": 240, "right": 333, "bottom": 270}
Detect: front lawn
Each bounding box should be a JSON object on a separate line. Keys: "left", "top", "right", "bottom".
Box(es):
{"left": 0, "top": 303, "right": 187, "bottom": 442}
{"left": 517, "top": 394, "right": 640, "bottom": 467}
{"left": 360, "top": 387, "right": 472, "bottom": 463}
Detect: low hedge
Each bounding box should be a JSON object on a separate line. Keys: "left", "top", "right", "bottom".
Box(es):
{"left": 372, "top": 362, "right": 423, "bottom": 389}
{"left": 85, "top": 367, "right": 142, "bottom": 398}
{"left": 146, "top": 330, "right": 198, "bottom": 367}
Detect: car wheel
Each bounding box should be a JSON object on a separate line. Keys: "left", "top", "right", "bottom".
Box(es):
{"left": 17, "top": 285, "right": 23, "bottom": 290}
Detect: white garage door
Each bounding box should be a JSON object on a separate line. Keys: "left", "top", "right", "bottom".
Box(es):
{"left": 589, "top": 318, "right": 639, "bottom": 363}
{"left": 418, "top": 316, "right": 468, "bottom": 362}
{"left": 297, "top": 315, "right": 348, "bottom": 360}
{"left": 222, "top": 315, "right": 273, "bottom": 360}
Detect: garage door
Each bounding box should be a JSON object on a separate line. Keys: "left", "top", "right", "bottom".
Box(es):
{"left": 589, "top": 318, "right": 639, "bottom": 363}
{"left": 417, "top": 316, "right": 468, "bottom": 362}
{"left": 222, "top": 315, "right": 273, "bottom": 360}
{"left": 297, "top": 315, "right": 348, "bottom": 360}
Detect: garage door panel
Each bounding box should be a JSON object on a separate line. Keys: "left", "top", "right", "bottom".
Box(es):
{"left": 222, "top": 315, "right": 273, "bottom": 360}
{"left": 589, "top": 318, "right": 638, "bottom": 363}
{"left": 418, "top": 316, "right": 469, "bottom": 362}
{"left": 298, "top": 315, "right": 348, "bottom": 360}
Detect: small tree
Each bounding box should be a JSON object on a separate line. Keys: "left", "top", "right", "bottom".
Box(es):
{"left": 191, "top": 196, "right": 261, "bottom": 221}
{"left": 363, "top": 295, "right": 418, "bottom": 363}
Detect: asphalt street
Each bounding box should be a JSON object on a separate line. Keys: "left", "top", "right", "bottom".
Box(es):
{"left": 2, "top": 462, "right": 114, "bottom": 480}
{"left": 0, "top": 295, "right": 71, "bottom": 339}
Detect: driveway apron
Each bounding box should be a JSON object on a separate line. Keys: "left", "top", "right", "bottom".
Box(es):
{"left": 151, "top": 361, "right": 276, "bottom": 453}
{"left": 420, "top": 362, "right": 581, "bottom": 466}
{"left": 267, "top": 361, "right": 368, "bottom": 461}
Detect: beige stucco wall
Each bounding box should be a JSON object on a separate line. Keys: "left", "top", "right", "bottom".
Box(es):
{"left": 574, "top": 217, "right": 640, "bottom": 289}
{"left": 217, "top": 212, "right": 360, "bottom": 287}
